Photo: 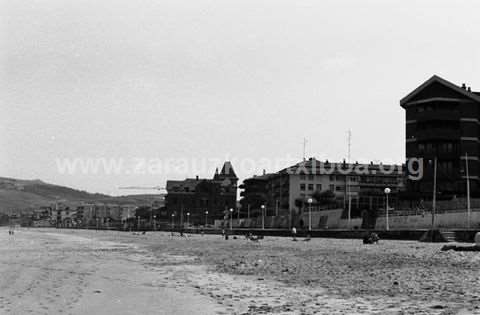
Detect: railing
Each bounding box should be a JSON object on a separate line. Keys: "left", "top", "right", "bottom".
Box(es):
{"left": 415, "top": 110, "right": 460, "bottom": 122}
{"left": 415, "top": 128, "right": 460, "bottom": 140}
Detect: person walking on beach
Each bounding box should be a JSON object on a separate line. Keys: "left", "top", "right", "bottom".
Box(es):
{"left": 291, "top": 226, "right": 297, "bottom": 241}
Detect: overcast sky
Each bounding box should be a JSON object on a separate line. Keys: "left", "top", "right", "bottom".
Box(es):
{"left": 1, "top": 0, "right": 480, "bottom": 195}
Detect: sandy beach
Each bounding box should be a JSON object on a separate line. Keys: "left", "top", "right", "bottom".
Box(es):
{"left": 1, "top": 228, "right": 479, "bottom": 314}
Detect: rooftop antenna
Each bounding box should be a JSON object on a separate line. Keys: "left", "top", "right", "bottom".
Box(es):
{"left": 346, "top": 129, "right": 352, "bottom": 229}
{"left": 347, "top": 129, "right": 352, "bottom": 163}
{"left": 303, "top": 138, "right": 308, "bottom": 161}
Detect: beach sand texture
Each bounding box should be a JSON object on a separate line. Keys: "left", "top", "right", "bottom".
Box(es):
{"left": 1, "top": 228, "right": 479, "bottom": 314}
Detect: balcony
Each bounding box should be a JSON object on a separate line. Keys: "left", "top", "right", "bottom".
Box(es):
{"left": 415, "top": 129, "right": 460, "bottom": 141}
{"left": 414, "top": 110, "right": 460, "bottom": 122}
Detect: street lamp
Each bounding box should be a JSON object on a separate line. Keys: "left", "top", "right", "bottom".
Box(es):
{"left": 186, "top": 212, "right": 190, "bottom": 227}
{"left": 205, "top": 210, "right": 208, "bottom": 226}
{"left": 153, "top": 215, "right": 156, "bottom": 231}
{"left": 229, "top": 208, "right": 233, "bottom": 230}
{"left": 307, "top": 198, "right": 313, "bottom": 231}
{"left": 261, "top": 205, "right": 265, "bottom": 230}
{"left": 171, "top": 213, "right": 175, "bottom": 230}
{"left": 384, "top": 187, "right": 391, "bottom": 231}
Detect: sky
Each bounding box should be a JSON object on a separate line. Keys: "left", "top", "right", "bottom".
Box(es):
{"left": 1, "top": 0, "right": 480, "bottom": 195}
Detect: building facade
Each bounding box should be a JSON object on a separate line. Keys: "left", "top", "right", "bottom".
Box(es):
{"left": 401, "top": 75, "right": 480, "bottom": 197}
{"left": 165, "top": 161, "right": 238, "bottom": 225}
{"left": 240, "top": 158, "right": 404, "bottom": 219}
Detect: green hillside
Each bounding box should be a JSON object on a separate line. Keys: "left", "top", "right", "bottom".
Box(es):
{"left": 0, "top": 177, "right": 164, "bottom": 213}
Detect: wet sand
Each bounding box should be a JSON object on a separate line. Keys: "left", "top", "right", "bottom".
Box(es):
{"left": 1, "top": 228, "right": 479, "bottom": 314}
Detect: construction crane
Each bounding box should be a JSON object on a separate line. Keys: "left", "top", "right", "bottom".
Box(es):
{"left": 118, "top": 186, "right": 166, "bottom": 191}
{"left": 118, "top": 186, "right": 168, "bottom": 230}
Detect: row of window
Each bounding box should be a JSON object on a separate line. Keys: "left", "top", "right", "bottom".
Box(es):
{"left": 418, "top": 142, "right": 456, "bottom": 153}
{"left": 299, "top": 183, "right": 351, "bottom": 192}
{"left": 416, "top": 103, "right": 458, "bottom": 113}
{"left": 416, "top": 121, "right": 459, "bottom": 130}
{"left": 299, "top": 174, "right": 360, "bottom": 182}
{"left": 300, "top": 183, "right": 322, "bottom": 191}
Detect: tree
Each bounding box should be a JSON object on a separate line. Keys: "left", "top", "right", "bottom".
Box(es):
{"left": 134, "top": 206, "right": 152, "bottom": 219}
{"left": 312, "top": 190, "right": 336, "bottom": 205}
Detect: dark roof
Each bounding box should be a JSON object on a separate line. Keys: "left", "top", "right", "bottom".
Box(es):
{"left": 400, "top": 75, "right": 480, "bottom": 107}
{"left": 243, "top": 173, "right": 276, "bottom": 183}
{"left": 279, "top": 158, "right": 403, "bottom": 176}
{"left": 166, "top": 179, "right": 204, "bottom": 193}
{"left": 215, "top": 161, "right": 238, "bottom": 179}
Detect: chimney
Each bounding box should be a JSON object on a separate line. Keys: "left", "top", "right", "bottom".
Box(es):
{"left": 196, "top": 175, "right": 199, "bottom": 181}
{"left": 468, "top": 87, "right": 472, "bottom": 92}
{"left": 462, "top": 83, "right": 467, "bottom": 89}
{"left": 262, "top": 169, "right": 266, "bottom": 175}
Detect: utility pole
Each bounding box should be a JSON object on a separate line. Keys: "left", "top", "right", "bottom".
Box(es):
{"left": 466, "top": 152, "right": 471, "bottom": 229}
{"left": 347, "top": 129, "right": 352, "bottom": 229}
{"left": 431, "top": 157, "right": 437, "bottom": 233}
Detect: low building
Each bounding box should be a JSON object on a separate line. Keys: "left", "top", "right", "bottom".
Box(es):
{"left": 240, "top": 158, "right": 404, "bottom": 223}
{"left": 165, "top": 161, "right": 238, "bottom": 225}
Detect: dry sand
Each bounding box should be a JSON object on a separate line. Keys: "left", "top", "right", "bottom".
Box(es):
{"left": 1, "top": 228, "right": 479, "bottom": 314}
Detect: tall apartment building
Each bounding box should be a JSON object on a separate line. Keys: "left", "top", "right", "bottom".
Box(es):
{"left": 240, "top": 158, "right": 404, "bottom": 218}
{"left": 401, "top": 75, "right": 480, "bottom": 197}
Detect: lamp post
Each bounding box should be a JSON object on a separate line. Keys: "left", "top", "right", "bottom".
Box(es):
{"left": 384, "top": 187, "right": 391, "bottom": 231}
{"left": 307, "top": 198, "right": 313, "bottom": 231}
{"left": 466, "top": 152, "right": 471, "bottom": 229}
{"left": 229, "top": 208, "right": 233, "bottom": 230}
{"left": 205, "top": 210, "right": 208, "bottom": 226}
{"left": 171, "top": 213, "right": 175, "bottom": 230}
{"left": 261, "top": 205, "right": 265, "bottom": 230}
{"left": 153, "top": 215, "right": 156, "bottom": 231}
{"left": 137, "top": 216, "right": 140, "bottom": 231}
{"left": 186, "top": 212, "right": 190, "bottom": 227}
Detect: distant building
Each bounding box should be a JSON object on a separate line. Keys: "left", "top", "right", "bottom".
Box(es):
{"left": 165, "top": 161, "right": 238, "bottom": 225}
{"left": 239, "top": 171, "right": 275, "bottom": 218}
{"left": 240, "top": 158, "right": 404, "bottom": 219}
{"left": 401, "top": 75, "right": 480, "bottom": 197}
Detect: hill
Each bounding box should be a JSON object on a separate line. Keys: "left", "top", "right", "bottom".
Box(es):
{"left": 0, "top": 177, "right": 164, "bottom": 213}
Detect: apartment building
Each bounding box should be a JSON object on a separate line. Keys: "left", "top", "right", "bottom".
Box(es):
{"left": 401, "top": 75, "right": 480, "bottom": 197}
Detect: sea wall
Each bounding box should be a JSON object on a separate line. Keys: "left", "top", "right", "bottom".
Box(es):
{"left": 375, "top": 211, "right": 480, "bottom": 230}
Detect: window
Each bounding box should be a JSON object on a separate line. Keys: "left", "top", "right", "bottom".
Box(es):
{"left": 308, "top": 184, "right": 314, "bottom": 191}
{"left": 418, "top": 143, "right": 425, "bottom": 151}
{"left": 329, "top": 175, "right": 336, "bottom": 181}
{"left": 447, "top": 142, "right": 453, "bottom": 152}
{"left": 417, "top": 106, "right": 424, "bottom": 112}
{"left": 336, "top": 186, "right": 343, "bottom": 191}
{"left": 329, "top": 184, "right": 334, "bottom": 191}
{"left": 308, "top": 174, "right": 314, "bottom": 180}
{"left": 316, "top": 184, "right": 322, "bottom": 191}
{"left": 300, "top": 174, "right": 306, "bottom": 180}
{"left": 300, "top": 183, "right": 306, "bottom": 191}
{"left": 426, "top": 143, "right": 433, "bottom": 152}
